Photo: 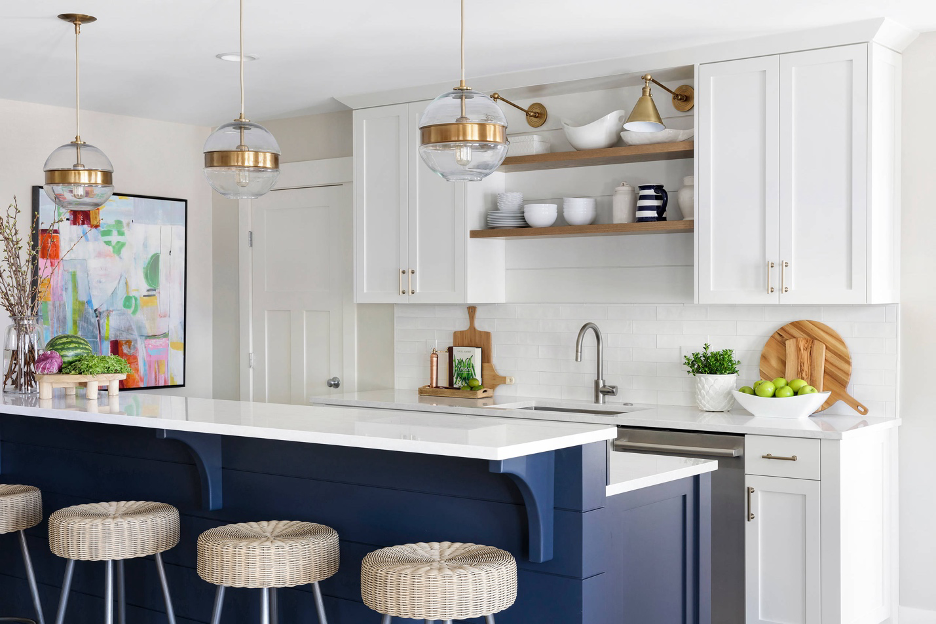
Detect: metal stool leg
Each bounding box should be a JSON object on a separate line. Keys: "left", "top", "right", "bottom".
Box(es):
{"left": 209, "top": 586, "right": 226, "bottom": 624}
{"left": 116, "top": 560, "right": 126, "bottom": 624}
{"left": 311, "top": 582, "right": 328, "bottom": 624}
{"left": 18, "top": 531, "right": 45, "bottom": 624}
{"left": 104, "top": 561, "right": 115, "bottom": 624}
{"left": 154, "top": 553, "right": 177, "bottom": 624}
{"left": 486, "top": 616, "right": 495, "bottom": 624}
{"left": 53, "top": 560, "right": 75, "bottom": 624}
{"left": 259, "top": 589, "right": 270, "bottom": 624}
{"left": 269, "top": 588, "right": 278, "bottom": 624}
{"left": 380, "top": 616, "right": 391, "bottom": 624}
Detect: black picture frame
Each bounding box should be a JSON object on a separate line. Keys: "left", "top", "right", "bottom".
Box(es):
{"left": 31, "top": 186, "right": 188, "bottom": 391}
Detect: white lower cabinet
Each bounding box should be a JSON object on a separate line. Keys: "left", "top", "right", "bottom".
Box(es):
{"left": 745, "top": 474, "right": 821, "bottom": 624}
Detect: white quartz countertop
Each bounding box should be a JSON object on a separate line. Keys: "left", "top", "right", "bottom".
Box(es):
{"left": 311, "top": 390, "right": 900, "bottom": 440}
{"left": 607, "top": 452, "right": 718, "bottom": 497}
{"left": 0, "top": 393, "right": 616, "bottom": 461}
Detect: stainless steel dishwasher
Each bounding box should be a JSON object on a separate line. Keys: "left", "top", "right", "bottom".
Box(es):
{"left": 614, "top": 427, "right": 745, "bottom": 624}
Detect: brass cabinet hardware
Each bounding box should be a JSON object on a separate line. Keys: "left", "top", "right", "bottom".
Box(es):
{"left": 782, "top": 261, "right": 790, "bottom": 293}
{"left": 747, "top": 486, "right": 755, "bottom": 521}
{"left": 762, "top": 453, "right": 797, "bottom": 461}
{"left": 767, "top": 261, "right": 776, "bottom": 294}
{"left": 409, "top": 269, "right": 415, "bottom": 295}
{"left": 400, "top": 269, "right": 406, "bottom": 296}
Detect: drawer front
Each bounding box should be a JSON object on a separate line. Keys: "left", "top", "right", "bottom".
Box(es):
{"left": 745, "top": 435, "right": 820, "bottom": 480}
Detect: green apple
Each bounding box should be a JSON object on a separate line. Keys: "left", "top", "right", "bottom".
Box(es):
{"left": 772, "top": 377, "right": 788, "bottom": 389}
{"left": 739, "top": 386, "right": 755, "bottom": 395}
{"left": 797, "top": 385, "right": 818, "bottom": 395}
{"left": 775, "top": 386, "right": 795, "bottom": 398}
{"left": 753, "top": 380, "right": 766, "bottom": 389}
{"left": 788, "top": 379, "right": 808, "bottom": 392}
{"left": 755, "top": 381, "right": 776, "bottom": 398}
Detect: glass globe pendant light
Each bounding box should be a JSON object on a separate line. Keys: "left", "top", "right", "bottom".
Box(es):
{"left": 418, "top": 0, "right": 508, "bottom": 182}
{"left": 203, "top": 0, "right": 280, "bottom": 199}
{"left": 43, "top": 14, "right": 114, "bottom": 211}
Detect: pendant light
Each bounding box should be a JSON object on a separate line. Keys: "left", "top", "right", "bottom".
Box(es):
{"left": 624, "top": 74, "right": 695, "bottom": 132}
{"left": 418, "top": 0, "right": 508, "bottom": 182}
{"left": 43, "top": 14, "right": 114, "bottom": 211}
{"left": 203, "top": 0, "right": 280, "bottom": 199}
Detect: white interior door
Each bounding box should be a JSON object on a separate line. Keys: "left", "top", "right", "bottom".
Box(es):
{"left": 249, "top": 183, "right": 354, "bottom": 404}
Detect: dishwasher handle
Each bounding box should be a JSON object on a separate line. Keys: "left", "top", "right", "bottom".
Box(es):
{"left": 613, "top": 440, "right": 741, "bottom": 458}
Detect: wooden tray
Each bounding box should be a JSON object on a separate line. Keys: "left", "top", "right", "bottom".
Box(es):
{"left": 452, "top": 306, "right": 514, "bottom": 393}
{"left": 35, "top": 373, "right": 126, "bottom": 400}
{"left": 418, "top": 385, "right": 494, "bottom": 399}
{"left": 759, "top": 320, "right": 868, "bottom": 415}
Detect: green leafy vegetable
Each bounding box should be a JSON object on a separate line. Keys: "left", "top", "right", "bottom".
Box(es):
{"left": 684, "top": 343, "right": 741, "bottom": 376}
{"left": 61, "top": 355, "right": 132, "bottom": 376}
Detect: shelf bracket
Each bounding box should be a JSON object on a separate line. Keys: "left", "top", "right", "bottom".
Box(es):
{"left": 156, "top": 430, "right": 222, "bottom": 511}
{"left": 489, "top": 450, "right": 555, "bottom": 563}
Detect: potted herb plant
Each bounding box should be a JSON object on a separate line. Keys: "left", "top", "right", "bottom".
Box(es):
{"left": 684, "top": 343, "right": 741, "bottom": 411}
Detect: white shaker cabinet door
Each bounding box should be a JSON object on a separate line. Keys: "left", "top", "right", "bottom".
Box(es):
{"left": 698, "top": 56, "right": 781, "bottom": 304}
{"left": 745, "top": 475, "right": 821, "bottom": 624}
{"left": 353, "top": 104, "right": 409, "bottom": 303}
{"left": 779, "top": 45, "right": 869, "bottom": 304}
{"left": 406, "top": 100, "right": 466, "bottom": 303}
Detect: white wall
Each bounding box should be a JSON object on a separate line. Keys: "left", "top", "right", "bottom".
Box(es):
{"left": 899, "top": 30, "right": 936, "bottom": 618}
{"left": 0, "top": 98, "right": 214, "bottom": 398}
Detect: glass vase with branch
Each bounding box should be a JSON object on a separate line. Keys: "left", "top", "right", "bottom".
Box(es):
{"left": 0, "top": 196, "right": 84, "bottom": 393}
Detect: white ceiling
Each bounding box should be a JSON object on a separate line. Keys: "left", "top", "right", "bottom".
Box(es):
{"left": 1, "top": 0, "right": 933, "bottom": 127}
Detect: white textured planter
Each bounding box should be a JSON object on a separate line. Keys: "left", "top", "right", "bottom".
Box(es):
{"left": 694, "top": 374, "right": 737, "bottom": 411}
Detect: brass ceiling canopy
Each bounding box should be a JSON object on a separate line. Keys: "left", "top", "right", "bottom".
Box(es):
{"left": 57, "top": 13, "right": 97, "bottom": 25}
{"left": 491, "top": 93, "right": 548, "bottom": 128}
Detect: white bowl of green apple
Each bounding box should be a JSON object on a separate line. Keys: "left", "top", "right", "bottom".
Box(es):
{"left": 732, "top": 377, "right": 831, "bottom": 419}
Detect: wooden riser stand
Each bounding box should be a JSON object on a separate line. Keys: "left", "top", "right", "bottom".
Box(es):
{"left": 35, "top": 373, "right": 127, "bottom": 400}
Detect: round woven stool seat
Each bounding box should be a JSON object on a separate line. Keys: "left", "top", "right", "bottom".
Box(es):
{"left": 48, "top": 501, "right": 179, "bottom": 561}
{"left": 361, "top": 541, "right": 517, "bottom": 620}
{"left": 197, "top": 520, "right": 339, "bottom": 588}
{"left": 0, "top": 485, "right": 42, "bottom": 535}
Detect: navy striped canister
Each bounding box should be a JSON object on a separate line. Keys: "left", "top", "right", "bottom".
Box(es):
{"left": 636, "top": 184, "right": 668, "bottom": 222}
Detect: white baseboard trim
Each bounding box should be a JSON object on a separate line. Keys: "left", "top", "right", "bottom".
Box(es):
{"left": 901, "top": 605, "right": 936, "bottom": 623}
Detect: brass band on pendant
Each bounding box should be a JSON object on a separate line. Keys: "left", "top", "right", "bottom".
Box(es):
{"left": 44, "top": 169, "right": 113, "bottom": 185}
{"left": 204, "top": 150, "right": 280, "bottom": 169}
{"left": 420, "top": 123, "right": 506, "bottom": 146}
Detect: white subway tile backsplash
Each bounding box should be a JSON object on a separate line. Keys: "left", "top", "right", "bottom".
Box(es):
{"left": 394, "top": 304, "right": 898, "bottom": 418}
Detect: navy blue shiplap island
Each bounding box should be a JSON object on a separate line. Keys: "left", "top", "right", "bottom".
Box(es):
{"left": 0, "top": 393, "right": 714, "bottom": 624}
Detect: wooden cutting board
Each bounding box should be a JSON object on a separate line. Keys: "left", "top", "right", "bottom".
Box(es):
{"left": 759, "top": 320, "right": 868, "bottom": 415}
{"left": 452, "top": 306, "right": 514, "bottom": 392}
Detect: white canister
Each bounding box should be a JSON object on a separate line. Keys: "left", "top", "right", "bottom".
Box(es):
{"left": 678, "top": 176, "right": 695, "bottom": 220}
{"left": 612, "top": 182, "right": 637, "bottom": 224}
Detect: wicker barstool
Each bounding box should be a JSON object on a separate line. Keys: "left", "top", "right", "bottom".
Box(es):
{"left": 48, "top": 501, "right": 180, "bottom": 624}
{"left": 361, "top": 541, "right": 517, "bottom": 624}
{"left": 0, "top": 484, "right": 45, "bottom": 624}
{"left": 196, "top": 520, "right": 340, "bottom": 624}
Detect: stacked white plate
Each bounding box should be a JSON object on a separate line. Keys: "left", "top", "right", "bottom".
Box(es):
{"left": 487, "top": 210, "right": 527, "bottom": 228}
{"left": 496, "top": 192, "right": 523, "bottom": 211}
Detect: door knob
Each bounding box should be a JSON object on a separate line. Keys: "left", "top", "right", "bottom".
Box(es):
{"left": 326, "top": 377, "right": 341, "bottom": 389}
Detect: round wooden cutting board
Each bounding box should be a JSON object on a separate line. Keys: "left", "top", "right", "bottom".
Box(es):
{"left": 759, "top": 320, "right": 868, "bottom": 415}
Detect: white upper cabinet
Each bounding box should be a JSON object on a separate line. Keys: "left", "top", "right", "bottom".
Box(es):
{"left": 697, "top": 43, "right": 900, "bottom": 305}
{"left": 698, "top": 56, "right": 780, "bottom": 304}
{"left": 353, "top": 102, "right": 505, "bottom": 304}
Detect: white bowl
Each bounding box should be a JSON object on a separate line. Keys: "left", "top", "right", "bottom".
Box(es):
{"left": 563, "top": 206, "right": 596, "bottom": 226}
{"left": 620, "top": 128, "right": 695, "bottom": 146}
{"left": 732, "top": 390, "right": 831, "bottom": 419}
{"left": 561, "top": 110, "right": 628, "bottom": 150}
{"left": 524, "top": 204, "right": 558, "bottom": 227}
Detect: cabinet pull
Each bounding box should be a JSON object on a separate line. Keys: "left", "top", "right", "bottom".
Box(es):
{"left": 409, "top": 269, "right": 415, "bottom": 295}
{"left": 781, "top": 261, "right": 790, "bottom": 293}
{"left": 762, "top": 453, "right": 797, "bottom": 461}
{"left": 400, "top": 269, "right": 406, "bottom": 296}
{"left": 747, "top": 486, "right": 755, "bottom": 521}
{"left": 767, "top": 261, "right": 775, "bottom": 294}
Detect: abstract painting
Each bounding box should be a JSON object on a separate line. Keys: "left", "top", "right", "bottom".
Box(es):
{"left": 32, "top": 187, "right": 186, "bottom": 389}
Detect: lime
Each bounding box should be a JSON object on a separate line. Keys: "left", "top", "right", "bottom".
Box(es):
{"left": 788, "top": 379, "right": 808, "bottom": 392}
{"left": 775, "top": 386, "right": 795, "bottom": 398}
{"left": 467, "top": 378, "right": 480, "bottom": 388}
{"left": 739, "top": 386, "right": 755, "bottom": 395}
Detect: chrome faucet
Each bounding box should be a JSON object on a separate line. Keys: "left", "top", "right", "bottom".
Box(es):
{"left": 575, "top": 322, "right": 619, "bottom": 404}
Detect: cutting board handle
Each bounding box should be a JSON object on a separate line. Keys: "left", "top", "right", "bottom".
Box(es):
{"left": 842, "top": 394, "right": 870, "bottom": 416}
{"left": 467, "top": 306, "right": 477, "bottom": 330}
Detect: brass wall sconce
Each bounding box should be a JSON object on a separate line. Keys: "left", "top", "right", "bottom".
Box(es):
{"left": 624, "top": 74, "right": 695, "bottom": 132}
{"left": 491, "top": 93, "right": 548, "bottom": 128}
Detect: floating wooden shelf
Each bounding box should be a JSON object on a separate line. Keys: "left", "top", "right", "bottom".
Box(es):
{"left": 470, "top": 220, "right": 694, "bottom": 239}
{"left": 498, "top": 141, "right": 694, "bottom": 172}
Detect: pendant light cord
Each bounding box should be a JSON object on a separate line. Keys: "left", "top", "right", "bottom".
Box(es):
{"left": 239, "top": 0, "right": 246, "bottom": 120}
{"left": 459, "top": 0, "right": 465, "bottom": 89}
{"left": 74, "top": 19, "right": 82, "bottom": 164}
